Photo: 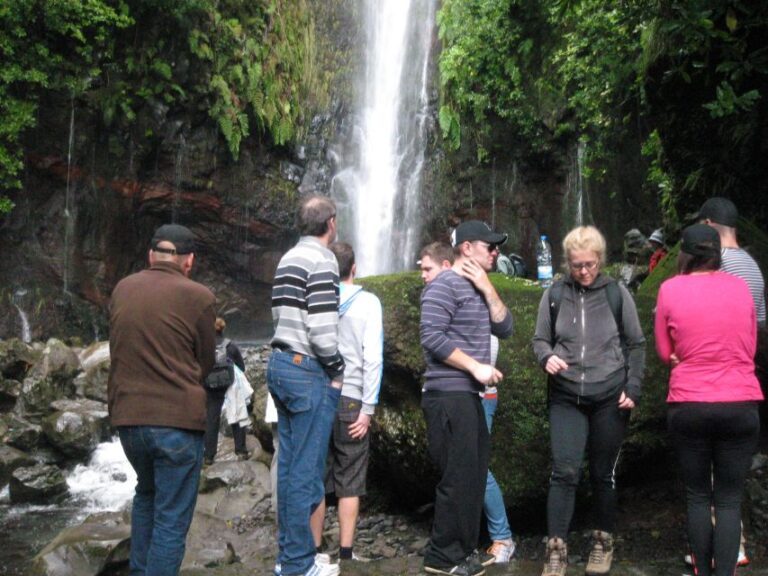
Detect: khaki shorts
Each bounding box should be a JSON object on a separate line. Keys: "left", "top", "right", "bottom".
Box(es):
{"left": 324, "top": 396, "right": 370, "bottom": 497}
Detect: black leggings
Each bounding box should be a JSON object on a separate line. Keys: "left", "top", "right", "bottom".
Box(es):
{"left": 547, "top": 387, "right": 629, "bottom": 538}
{"left": 204, "top": 389, "right": 247, "bottom": 459}
{"left": 668, "top": 402, "right": 760, "bottom": 576}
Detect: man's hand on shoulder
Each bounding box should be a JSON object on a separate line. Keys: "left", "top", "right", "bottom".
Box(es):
{"left": 348, "top": 412, "right": 371, "bottom": 439}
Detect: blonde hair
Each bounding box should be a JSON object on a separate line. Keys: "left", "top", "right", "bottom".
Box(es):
{"left": 562, "top": 226, "right": 607, "bottom": 267}
{"left": 214, "top": 317, "right": 226, "bottom": 334}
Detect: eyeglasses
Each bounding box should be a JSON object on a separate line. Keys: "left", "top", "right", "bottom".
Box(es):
{"left": 569, "top": 261, "right": 598, "bottom": 271}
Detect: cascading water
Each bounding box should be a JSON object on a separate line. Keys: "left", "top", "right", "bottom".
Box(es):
{"left": 63, "top": 97, "right": 75, "bottom": 294}
{"left": 11, "top": 288, "right": 31, "bottom": 343}
{"left": 331, "top": 0, "right": 437, "bottom": 276}
{"left": 563, "top": 140, "right": 592, "bottom": 229}
{"left": 66, "top": 438, "right": 136, "bottom": 514}
{"left": 172, "top": 134, "right": 187, "bottom": 224}
{"left": 0, "top": 439, "right": 135, "bottom": 574}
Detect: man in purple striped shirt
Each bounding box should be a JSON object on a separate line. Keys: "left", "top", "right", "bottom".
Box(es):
{"left": 420, "top": 221, "right": 514, "bottom": 576}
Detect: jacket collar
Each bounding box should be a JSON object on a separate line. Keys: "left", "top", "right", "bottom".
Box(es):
{"left": 563, "top": 272, "right": 612, "bottom": 291}
{"left": 149, "top": 260, "right": 186, "bottom": 276}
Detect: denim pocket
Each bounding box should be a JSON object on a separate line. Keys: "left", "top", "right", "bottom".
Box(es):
{"left": 269, "top": 366, "right": 314, "bottom": 414}
{"left": 152, "top": 427, "right": 202, "bottom": 466}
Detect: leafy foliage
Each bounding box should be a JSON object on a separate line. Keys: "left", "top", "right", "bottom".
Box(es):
{"left": 0, "top": 0, "right": 130, "bottom": 203}
{"left": 437, "top": 0, "right": 553, "bottom": 159}
{"left": 0, "top": 0, "right": 311, "bottom": 198}
{"left": 437, "top": 0, "right": 768, "bottom": 227}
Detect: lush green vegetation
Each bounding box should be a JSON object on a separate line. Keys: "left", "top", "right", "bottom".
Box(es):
{"left": 438, "top": 0, "right": 768, "bottom": 229}
{"left": 0, "top": 0, "right": 313, "bottom": 211}
{"left": 360, "top": 272, "right": 670, "bottom": 507}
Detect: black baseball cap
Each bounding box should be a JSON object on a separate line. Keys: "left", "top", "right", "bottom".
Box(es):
{"left": 681, "top": 223, "right": 721, "bottom": 257}
{"left": 151, "top": 224, "right": 196, "bottom": 255}
{"left": 450, "top": 220, "right": 508, "bottom": 247}
{"left": 697, "top": 197, "right": 739, "bottom": 227}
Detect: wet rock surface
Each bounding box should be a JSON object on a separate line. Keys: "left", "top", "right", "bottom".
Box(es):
{"left": 9, "top": 462, "right": 68, "bottom": 504}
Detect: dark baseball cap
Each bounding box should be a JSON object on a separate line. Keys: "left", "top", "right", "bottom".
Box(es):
{"left": 681, "top": 223, "right": 721, "bottom": 257}
{"left": 697, "top": 197, "right": 738, "bottom": 227}
{"left": 151, "top": 224, "right": 196, "bottom": 255}
{"left": 450, "top": 220, "right": 508, "bottom": 247}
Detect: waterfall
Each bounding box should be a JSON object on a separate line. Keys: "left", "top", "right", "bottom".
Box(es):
{"left": 331, "top": 0, "right": 437, "bottom": 276}
{"left": 66, "top": 438, "right": 136, "bottom": 515}
{"left": 563, "top": 140, "right": 592, "bottom": 229}
{"left": 172, "top": 134, "right": 187, "bottom": 224}
{"left": 11, "top": 289, "right": 31, "bottom": 343}
{"left": 63, "top": 97, "right": 75, "bottom": 294}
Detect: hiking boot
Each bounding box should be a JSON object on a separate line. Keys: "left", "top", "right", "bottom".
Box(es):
{"left": 486, "top": 539, "right": 516, "bottom": 563}
{"left": 424, "top": 558, "right": 485, "bottom": 576}
{"left": 585, "top": 530, "right": 614, "bottom": 575}
{"left": 541, "top": 537, "right": 567, "bottom": 576}
{"left": 469, "top": 548, "right": 496, "bottom": 567}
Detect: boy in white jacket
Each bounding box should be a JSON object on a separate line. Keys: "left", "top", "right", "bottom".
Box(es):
{"left": 311, "top": 242, "right": 384, "bottom": 563}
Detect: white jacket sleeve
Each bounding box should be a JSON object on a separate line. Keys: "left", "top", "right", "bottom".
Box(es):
{"left": 361, "top": 295, "right": 384, "bottom": 415}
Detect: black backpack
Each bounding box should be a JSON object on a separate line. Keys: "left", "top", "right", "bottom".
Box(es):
{"left": 203, "top": 339, "right": 235, "bottom": 391}
{"left": 509, "top": 253, "right": 528, "bottom": 278}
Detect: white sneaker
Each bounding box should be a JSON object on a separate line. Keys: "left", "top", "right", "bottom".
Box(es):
{"left": 683, "top": 551, "right": 748, "bottom": 568}
{"left": 487, "top": 539, "right": 516, "bottom": 563}
{"left": 274, "top": 563, "right": 281, "bottom": 576}
{"left": 304, "top": 560, "right": 340, "bottom": 576}
{"left": 315, "top": 552, "right": 332, "bottom": 564}
{"left": 738, "top": 549, "right": 750, "bottom": 566}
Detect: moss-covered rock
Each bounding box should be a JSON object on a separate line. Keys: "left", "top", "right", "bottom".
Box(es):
{"left": 358, "top": 272, "right": 671, "bottom": 509}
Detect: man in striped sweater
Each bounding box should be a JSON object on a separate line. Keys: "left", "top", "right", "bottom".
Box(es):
{"left": 699, "top": 196, "right": 765, "bottom": 327}
{"left": 268, "top": 195, "right": 345, "bottom": 576}
{"left": 694, "top": 196, "right": 766, "bottom": 568}
{"left": 420, "top": 221, "right": 514, "bottom": 576}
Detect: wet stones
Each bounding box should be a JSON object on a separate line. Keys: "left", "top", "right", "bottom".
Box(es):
{"left": 10, "top": 462, "right": 68, "bottom": 504}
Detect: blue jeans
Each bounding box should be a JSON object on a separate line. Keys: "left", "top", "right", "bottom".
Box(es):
{"left": 118, "top": 426, "right": 204, "bottom": 576}
{"left": 482, "top": 397, "right": 513, "bottom": 541}
{"left": 267, "top": 350, "right": 341, "bottom": 576}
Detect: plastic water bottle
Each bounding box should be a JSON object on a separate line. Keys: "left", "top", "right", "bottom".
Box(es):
{"left": 537, "top": 235, "right": 553, "bottom": 288}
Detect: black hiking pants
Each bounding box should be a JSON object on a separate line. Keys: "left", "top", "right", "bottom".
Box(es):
{"left": 547, "top": 386, "right": 629, "bottom": 538}
{"left": 422, "top": 390, "right": 489, "bottom": 568}
{"left": 668, "top": 401, "right": 759, "bottom": 576}
{"left": 204, "top": 388, "right": 247, "bottom": 460}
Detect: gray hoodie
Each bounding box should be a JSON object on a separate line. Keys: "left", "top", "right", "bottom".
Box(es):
{"left": 531, "top": 274, "right": 646, "bottom": 401}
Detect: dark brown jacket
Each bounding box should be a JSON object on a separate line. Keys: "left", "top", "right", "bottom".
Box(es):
{"left": 108, "top": 260, "right": 216, "bottom": 431}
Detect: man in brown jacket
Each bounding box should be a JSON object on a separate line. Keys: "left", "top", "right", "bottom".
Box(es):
{"left": 108, "top": 223, "right": 216, "bottom": 576}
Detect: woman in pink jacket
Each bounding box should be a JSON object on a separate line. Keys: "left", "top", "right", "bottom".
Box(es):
{"left": 655, "top": 223, "right": 763, "bottom": 576}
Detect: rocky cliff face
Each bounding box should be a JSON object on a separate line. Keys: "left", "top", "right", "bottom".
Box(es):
{"left": 0, "top": 1, "right": 363, "bottom": 342}
{"left": 0, "top": 0, "right": 655, "bottom": 343}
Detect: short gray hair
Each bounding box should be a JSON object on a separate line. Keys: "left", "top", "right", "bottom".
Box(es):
{"left": 296, "top": 195, "right": 336, "bottom": 237}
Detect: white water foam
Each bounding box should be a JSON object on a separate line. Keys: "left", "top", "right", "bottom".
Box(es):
{"left": 66, "top": 437, "right": 136, "bottom": 514}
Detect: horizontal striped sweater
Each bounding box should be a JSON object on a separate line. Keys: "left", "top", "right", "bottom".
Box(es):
{"left": 270, "top": 236, "right": 345, "bottom": 381}
{"left": 721, "top": 247, "right": 766, "bottom": 326}
{"left": 421, "top": 270, "right": 513, "bottom": 393}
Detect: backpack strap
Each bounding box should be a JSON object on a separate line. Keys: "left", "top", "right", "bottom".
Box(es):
{"left": 548, "top": 280, "right": 564, "bottom": 345}
{"left": 604, "top": 281, "right": 624, "bottom": 343}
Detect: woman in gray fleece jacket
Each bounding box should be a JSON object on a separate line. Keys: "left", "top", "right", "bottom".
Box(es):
{"left": 531, "top": 225, "right": 646, "bottom": 576}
